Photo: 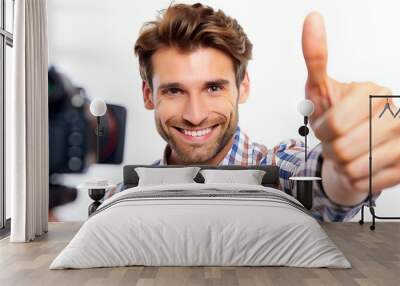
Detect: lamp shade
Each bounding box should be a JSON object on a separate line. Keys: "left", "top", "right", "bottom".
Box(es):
{"left": 297, "top": 99, "right": 315, "bottom": 116}
{"left": 90, "top": 98, "right": 107, "bottom": 117}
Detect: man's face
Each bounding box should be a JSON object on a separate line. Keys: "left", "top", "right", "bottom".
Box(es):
{"left": 142, "top": 47, "right": 249, "bottom": 164}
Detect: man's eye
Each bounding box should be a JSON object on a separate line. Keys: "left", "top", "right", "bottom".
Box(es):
{"left": 208, "top": 85, "right": 223, "bottom": 93}
{"left": 164, "top": 88, "right": 182, "bottom": 95}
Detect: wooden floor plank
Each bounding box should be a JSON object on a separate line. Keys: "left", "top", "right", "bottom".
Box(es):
{"left": 0, "top": 222, "right": 399, "bottom": 286}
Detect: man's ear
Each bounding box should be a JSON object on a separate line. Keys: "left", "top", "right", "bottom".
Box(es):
{"left": 238, "top": 72, "right": 250, "bottom": 104}
{"left": 142, "top": 80, "right": 155, "bottom": 110}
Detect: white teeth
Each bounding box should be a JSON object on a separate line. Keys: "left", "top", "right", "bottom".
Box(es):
{"left": 182, "top": 127, "right": 212, "bottom": 137}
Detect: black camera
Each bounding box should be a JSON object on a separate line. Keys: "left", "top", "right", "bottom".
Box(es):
{"left": 48, "top": 66, "right": 127, "bottom": 209}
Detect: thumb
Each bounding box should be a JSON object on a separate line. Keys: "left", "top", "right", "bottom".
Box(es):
{"left": 302, "top": 12, "right": 329, "bottom": 88}
{"left": 302, "top": 12, "right": 334, "bottom": 124}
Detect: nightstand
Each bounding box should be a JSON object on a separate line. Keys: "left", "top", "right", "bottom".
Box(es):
{"left": 289, "top": 176, "right": 322, "bottom": 209}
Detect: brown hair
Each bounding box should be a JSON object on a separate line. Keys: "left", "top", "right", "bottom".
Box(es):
{"left": 134, "top": 2, "right": 253, "bottom": 88}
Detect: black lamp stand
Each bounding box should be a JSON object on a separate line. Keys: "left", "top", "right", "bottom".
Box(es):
{"left": 88, "top": 116, "right": 105, "bottom": 216}
{"left": 290, "top": 115, "right": 321, "bottom": 210}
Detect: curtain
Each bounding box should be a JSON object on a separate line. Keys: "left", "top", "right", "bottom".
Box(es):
{"left": 9, "top": 0, "right": 49, "bottom": 242}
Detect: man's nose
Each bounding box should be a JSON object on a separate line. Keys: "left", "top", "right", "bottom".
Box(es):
{"left": 182, "top": 94, "right": 209, "bottom": 126}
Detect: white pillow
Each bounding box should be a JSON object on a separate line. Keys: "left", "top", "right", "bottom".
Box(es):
{"left": 200, "top": 169, "right": 266, "bottom": 185}
{"left": 135, "top": 167, "right": 200, "bottom": 186}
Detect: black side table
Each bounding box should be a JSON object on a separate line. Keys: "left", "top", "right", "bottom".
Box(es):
{"left": 289, "top": 176, "right": 322, "bottom": 210}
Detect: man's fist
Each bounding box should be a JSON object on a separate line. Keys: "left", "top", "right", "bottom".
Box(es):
{"left": 302, "top": 12, "right": 400, "bottom": 200}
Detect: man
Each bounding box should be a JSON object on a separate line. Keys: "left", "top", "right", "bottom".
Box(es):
{"left": 107, "top": 3, "right": 400, "bottom": 222}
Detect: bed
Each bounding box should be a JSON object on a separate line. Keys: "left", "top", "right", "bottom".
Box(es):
{"left": 50, "top": 165, "right": 350, "bottom": 269}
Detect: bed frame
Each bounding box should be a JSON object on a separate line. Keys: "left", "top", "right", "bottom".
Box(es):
{"left": 123, "top": 165, "right": 280, "bottom": 190}
{"left": 87, "top": 165, "right": 280, "bottom": 216}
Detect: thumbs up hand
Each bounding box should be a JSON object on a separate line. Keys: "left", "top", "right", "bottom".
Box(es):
{"left": 302, "top": 12, "right": 400, "bottom": 204}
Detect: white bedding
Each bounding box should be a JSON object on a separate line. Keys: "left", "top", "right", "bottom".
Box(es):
{"left": 50, "top": 183, "right": 351, "bottom": 269}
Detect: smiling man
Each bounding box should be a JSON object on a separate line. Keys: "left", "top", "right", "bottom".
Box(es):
{"left": 106, "top": 3, "right": 400, "bottom": 222}
{"left": 145, "top": 46, "right": 245, "bottom": 166}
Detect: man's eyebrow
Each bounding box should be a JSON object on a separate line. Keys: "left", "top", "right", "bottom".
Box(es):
{"left": 158, "top": 82, "right": 183, "bottom": 90}
{"left": 204, "top": 79, "right": 230, "bottom": 86}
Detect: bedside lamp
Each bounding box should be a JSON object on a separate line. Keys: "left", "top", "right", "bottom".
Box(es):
{"left": 289, "top": 99, "right": 322, "bottom": 210}
{"left": 85, "top": 98, "right": 108, "bottom": 216}
{"left": 297, "top": 99, "right": 314, "bottom": 164}
{"left": 90, "top": 98, "right": 107, "bottom": 163}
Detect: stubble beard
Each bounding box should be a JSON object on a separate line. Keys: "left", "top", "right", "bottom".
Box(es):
{"left": 155, "top": 109, "right": 238, "bottom": 164}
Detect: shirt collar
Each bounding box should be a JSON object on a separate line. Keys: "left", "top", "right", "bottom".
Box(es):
{"left": 157, "top": 126, "right": 253, "bottom": 166}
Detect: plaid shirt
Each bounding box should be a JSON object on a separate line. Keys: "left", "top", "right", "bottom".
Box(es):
{"left": 105, "top": 126, "right": 367, "bottom": 222}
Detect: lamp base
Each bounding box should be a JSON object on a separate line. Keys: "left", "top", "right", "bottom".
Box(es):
{"left": 88, "top": 188, "right": 105, "bottom": 216}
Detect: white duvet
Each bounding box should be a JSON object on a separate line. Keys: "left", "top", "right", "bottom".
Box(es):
{"left": 50, "top": 183, "right": 351, "bottom": 269}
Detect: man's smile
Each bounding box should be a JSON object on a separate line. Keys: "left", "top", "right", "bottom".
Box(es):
{"left": 171, "top": 124, "right": 220, "bottom": 143}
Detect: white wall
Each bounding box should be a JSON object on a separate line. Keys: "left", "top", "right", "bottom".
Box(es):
{"left": 48, "top": 0, "right": 400, "bottom": 221}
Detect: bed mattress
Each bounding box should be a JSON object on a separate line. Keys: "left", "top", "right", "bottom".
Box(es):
{"left": 50, "top": 183, "right": 350, "bottom": 269}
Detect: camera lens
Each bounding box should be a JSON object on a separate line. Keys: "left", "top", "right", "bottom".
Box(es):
{"left": 68, "top": 132, "right": 83, "bottom": 146}
{"left": 68, "top": 146, "right": 83, "bottom": 157}
{"left": 68, "top": 157, "right": 82, "bottom": 171}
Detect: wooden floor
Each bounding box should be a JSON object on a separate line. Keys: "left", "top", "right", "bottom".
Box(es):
{"left": 0, "top": 222, "right": 399, "bottom": 286}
